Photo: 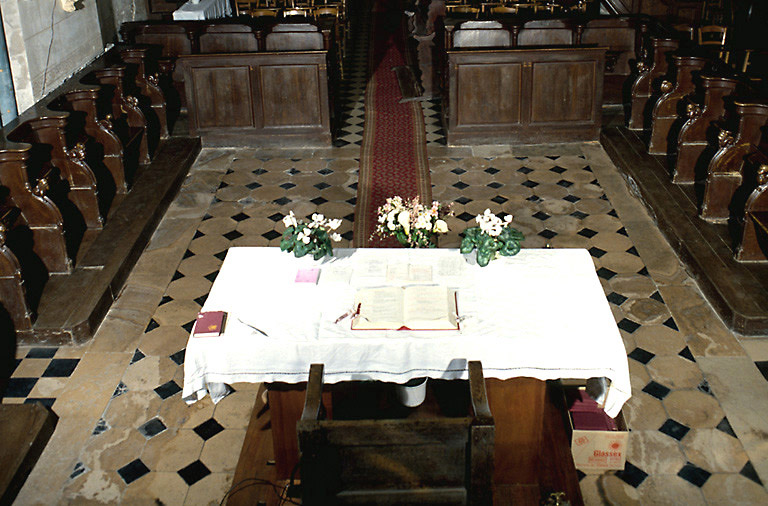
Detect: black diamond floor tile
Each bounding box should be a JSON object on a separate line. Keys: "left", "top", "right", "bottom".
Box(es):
{"left": 42, "top": 358, "right": 80, "bottom": 378}
{"left": 145, "top": 319, "right": 159, "bottom": 333}
{"left": 659, "top": 418, "right": 690, "bottom": 441}
{"left": 178, "top": 460, "right": 211, "bottom": 486}
{"left": 606, "top": 292, "right": 627, "bottom": 305}
{"left": 93, "top": 418, "right": 110, "bottom": 436}
{"left": 678, "top": 347, "right": 695, "bottom": 362}
{"left": 677, "top": 462, "right": 711, "bottom": 487}
{"left": 170, "top": 349, "right": 186, "bottom": 366}
{"left": 642, "top": 380, "right": 671, "bottom": 400}
{"left": 716, "top": 417, "right": 737, "bottom": 438}
{"left": 138, "top": 417, "right": 167, "bottom": 439}
{"left": 589, "top": 246, "right": 607, "bottom": 258}
{"left": 578, "top": 228, "right": 597, "bottom": 238}
{"left": 628, "top": 347, "right": 655, "bottom": 364}
{"left": 617, "top": 318, "right": 641, "bottom": 333}
{"left": 616, "top": 461, "right": 648, "bottom": 488}
{"left": 131, "top": 349, "right": 146, "bottom": 364}
{"left": 740, "top": 461, "right": 763, "bottom": 486}
{"left": 117, "top": 459, "right": 150, "bottom": 484}
{"left": 262, "top": 230, "right": 282, "bottom": 241}
{"left": 193, "top": 418, "right": 225, "bottom": 441}
{"left": 757, "top": 361, "right": 768, "bottom": 382}
{"left": 154, "top": 380, "right": 182, "bottom": 400}
{"left": 112, "top": 381, "right": 128, "bottom": 398}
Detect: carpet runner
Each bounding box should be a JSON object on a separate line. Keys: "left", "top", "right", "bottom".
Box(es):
{"left": 353, "top": 0, "right": 432, "bottom": 247}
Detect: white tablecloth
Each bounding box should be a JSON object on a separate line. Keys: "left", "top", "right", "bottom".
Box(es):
{"left": 183, "top": 247, "right": 631, "bottom": 417}
{"left": 173, "top": 0, "right": 232, "bottom": 20}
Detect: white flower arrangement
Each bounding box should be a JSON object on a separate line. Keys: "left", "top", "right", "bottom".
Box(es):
{"left": 280, "top": 211, "right": 342, "bottom": 259}
{"left": 460, "top": 208, "right": 524, "bottom": 266}
{"left": 373, "top": 196, "right": 451, "bottom": 248}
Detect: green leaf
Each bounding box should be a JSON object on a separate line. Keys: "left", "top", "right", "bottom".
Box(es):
{"left": 500, "top": 240, "right": 521, "bottom": 256}
{"left": 395, "top": 230, "right": 408, "bottom": 246}
{"left": 477, "top": 248, "right": 493, "bottom": 267}
{"left": 280, "top": 237, "right": 294, "bottom": 251}
{"left": 282, "top": 227, "right": 294, "bottom": 239}
{"left": 463, "top": 227, "right": 480, "bottom": 240}
{"left": 460, "top": 236, "right": 475, "bottom": 254}
{"left": 294, "top": 241, "right": 309, "bottom": 258}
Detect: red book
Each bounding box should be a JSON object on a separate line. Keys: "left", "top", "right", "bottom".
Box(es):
{"left": 193, "top": 311, "right": 227, "bottom": 337}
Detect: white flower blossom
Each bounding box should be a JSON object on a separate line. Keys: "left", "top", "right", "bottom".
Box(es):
{"left": 282, "top": 211, "right": 298, "bottom": 228}
{"left": 331, "top": 233, "right": 342, "bottom": 242}
{"left": 328, "top": 218, "right": 342, "bottom": 230}
{"left": 433, "top": 219, "right": 448, "bottom": 234}
{"left": 398, "top": 210, "right": 410, "bottom": 235}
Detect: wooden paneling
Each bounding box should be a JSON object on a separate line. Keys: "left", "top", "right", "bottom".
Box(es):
{"left": 179, "top": 51, "right": 332, "bottom": 146}
{"left": 456, "top": 63, "right": 522, "bottom": 126}
{"left": 446, "top": 47, "right": 605, "bottom": 145}
{"left": 530, "top": 61, "right": 596, "bottom": 124}
{"left": 190, "top": 66, "right": 253, "bottom": 128}
{"left": 258, "top": 65, "right": 323, "bottom": 128}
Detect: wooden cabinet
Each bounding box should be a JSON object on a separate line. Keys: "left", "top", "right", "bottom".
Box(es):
{"left": 445, "top": 47, "right": 605, "bottom": 145}
{"left": 179, "top": 51, "right": 332, "bottom": 146}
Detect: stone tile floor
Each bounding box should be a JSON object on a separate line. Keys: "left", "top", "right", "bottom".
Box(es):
{"left": 6, "top": 139, "right": 768, "bottom": 505}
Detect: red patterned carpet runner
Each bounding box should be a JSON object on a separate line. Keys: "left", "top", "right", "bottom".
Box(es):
{"left": 353, "top": 0, "right": 432, "bottom": 247}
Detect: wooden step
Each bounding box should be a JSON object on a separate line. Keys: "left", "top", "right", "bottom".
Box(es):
{"left": 0, "top": 403, "right": 57, "bottom": 505}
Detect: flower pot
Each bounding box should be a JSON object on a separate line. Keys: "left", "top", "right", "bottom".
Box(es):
{"left": 396, "top": 377, "right": 427, "bottom": 407}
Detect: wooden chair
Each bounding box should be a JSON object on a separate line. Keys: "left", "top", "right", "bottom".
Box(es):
{"left": 672, "top": 23, "right": 695, "bottom": 41}
{"left": 250, "top": 7, "right": 278, "bottom": 17}
{"left": 697, "top": 24, "right": 728, "bottom": 62}
{"left": 445, "top": 4, "right": 480, "bottom": 18}
{"left": 235, "top": 1, "right": 252, "bottom": 15}
{"left": 297, "top": 361, "right": 494, "bottom": 505}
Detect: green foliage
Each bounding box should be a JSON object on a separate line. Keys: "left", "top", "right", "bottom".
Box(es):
{"left": 460, "top": 225, "right": 524, "bottom": 267}
{"left": 280, "top": 223, "right": 334, "bottom": 259}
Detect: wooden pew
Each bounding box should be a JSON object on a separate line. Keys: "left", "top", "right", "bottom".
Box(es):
{"left": 90, "top": 66, "right": 151, "bottom": 167}
{"left": 736, "top": 153, "right": 768, "bottom": 261}
{"left": 700, "top": 101, "right": 768, "bottom": 222}
{"left": 119, "top": 46, "right": 170, "bottom": 139}
{"left": 0, "top": 45, "right": 198, "bottom": 344}
{"left": 648, "top": 53, "right": 709, "bottom": 155}
{"left": 199, "top": 23, "right": 259, "bottom": 53}
{"left": 0, "top": 147, "right": 69, "bottom": 275}
{"left": 7, "top": 118, "right": 103, "bottom": 262}
{"left": 628, "top": 36, "right": 679, "bottom": 131}
{"left": 0, "top": 203, "right": 33, "bottom": 332}
{"left": 673, "top": 74, "right": 739, "bottom": 183}
{"left": 58, "top": 88, "right": 130, "bottom": 205}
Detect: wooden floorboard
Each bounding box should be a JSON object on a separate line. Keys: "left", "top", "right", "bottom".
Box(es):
{"left": 602, "top": 126, "right": 768, "bottom": 335}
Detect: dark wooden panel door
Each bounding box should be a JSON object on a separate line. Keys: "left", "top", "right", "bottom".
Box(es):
{"left": 190, "top": 66, "right": 254, "bottom": 129}
{"left": 455, "top": 62, "right": 522, "bottom": 127}
{"left": 530, "top": 61, "right": 596, "bottom": 124}
{"left": 257, "top": 64, "right": 323, "bottom": 129}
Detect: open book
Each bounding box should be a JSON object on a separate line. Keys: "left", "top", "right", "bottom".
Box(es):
{"left": 351, "top": 286, "right": 459, "bottom": 331}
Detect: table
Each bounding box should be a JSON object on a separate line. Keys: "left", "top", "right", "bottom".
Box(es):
{"left": 172, "top": 0, "right": 232, "bottom": 20}
{"left": 183, "top": 247, "right": 631, "bottom": 482}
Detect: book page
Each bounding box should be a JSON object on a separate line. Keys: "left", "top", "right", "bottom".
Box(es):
{"left": 403, "top": 286, "right": 458, "bottom": 330}
{"left": 352, "top": 287, "right": 404, "bottom": 330}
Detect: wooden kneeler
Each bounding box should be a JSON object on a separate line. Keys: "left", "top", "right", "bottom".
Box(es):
{"left": 297, "top": 361, "right": 495, "bottom": 506}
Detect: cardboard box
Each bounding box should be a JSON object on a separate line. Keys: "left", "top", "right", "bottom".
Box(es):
{"left": 565, "top": 387, "right": 629, "bottom": 473}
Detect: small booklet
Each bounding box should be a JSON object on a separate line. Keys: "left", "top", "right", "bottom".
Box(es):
{"left": 193, "top": 311, "right": 227, "bottom": 337}
{"left": 351, "top": 286, "right": 458, "bottom": 331}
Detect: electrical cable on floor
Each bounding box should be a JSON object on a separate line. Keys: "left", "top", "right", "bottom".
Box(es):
{"left": 218, "top": 477, "right": 301, "bottom": 506}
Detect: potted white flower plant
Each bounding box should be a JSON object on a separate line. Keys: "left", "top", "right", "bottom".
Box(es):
{"left": 280, "top": 211, "right": 343, "bottom": 260}
{"left": 460, "top": 209, "right": 524, "bottom": 266}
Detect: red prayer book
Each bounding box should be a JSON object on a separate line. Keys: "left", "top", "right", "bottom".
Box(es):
{"left": 193, "top": 311, "right": 227, "bottom": 337}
